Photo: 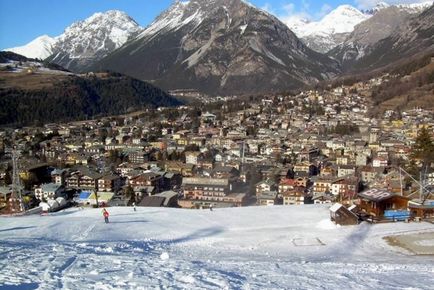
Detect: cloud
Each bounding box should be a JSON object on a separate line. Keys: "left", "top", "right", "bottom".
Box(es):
{"left": 354, "top": 0, "right": 433, "bottom": 9}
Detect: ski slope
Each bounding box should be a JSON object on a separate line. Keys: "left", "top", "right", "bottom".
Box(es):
{"left": 0, "top": 205, "right": 433, "bottom": 289}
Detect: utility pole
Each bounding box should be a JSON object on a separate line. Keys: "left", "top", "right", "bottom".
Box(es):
{"left": 10, "top": 147, "right": 24, "bottom": 213}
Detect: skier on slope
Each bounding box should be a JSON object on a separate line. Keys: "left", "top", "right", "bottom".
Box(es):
{"left": 102, "top": 208, "right": 110, "bottom": 223}
{"left": 133, "top": 202, "right": 136, "bottom": 212}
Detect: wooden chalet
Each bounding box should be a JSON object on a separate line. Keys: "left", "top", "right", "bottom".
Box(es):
{"left": 357, "top": 188, "right": 409, "bottom": 218}
{"left": 330, "top": 203, "right": 359, "bottom": 226}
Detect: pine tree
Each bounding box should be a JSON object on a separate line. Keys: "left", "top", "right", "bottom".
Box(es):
{"left": 411, "top": 127, "right": 434, "bottom": 167}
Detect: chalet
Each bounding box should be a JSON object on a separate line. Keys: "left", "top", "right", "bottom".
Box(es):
{"left": 255, "top": 180, "right": 276, "bottom": 197}
{"left": 185, "top": 152, "right": 202, "bottom": 165}
{"left": 312, "top": 178, "right": 333, "bottom": 195}
{"left": 98, "top": 175, "right": 122, "bottom": 192}
{"left": 212, "top": 166, "right": 239, "bottom": 180}
{"left": 139, "top": 190, "right": 178, "bottom": 208}
{"left": 408, "top": 199, "right": 434, "bottom": 219}
{"left": 282, "top": 188, "right": 305, "bottom": 205}
{"left": 129, "top": 172, "right": 163, "bottom": 193}
{"left": 34, "top": 183, "right": 64, "bottom": 201}
{"left": 51, "top": 169, "right": 66, "bottom": 186}
{"left": 278, "top": 178, "right": 296, "bottom": 194}
{"left": 257, "top": 191, "right": 278, "bottom": 206}
{"left": 357, "top": 188, "right": 409, "bottom": 218}
{"left": 329, "top": 203, "right": 359, "bottom": 225}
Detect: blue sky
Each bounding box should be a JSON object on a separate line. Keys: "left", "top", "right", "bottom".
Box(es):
{"left": 0, "top": 0, "right": 429, "bottom": 50}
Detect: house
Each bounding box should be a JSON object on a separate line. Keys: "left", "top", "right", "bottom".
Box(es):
{"left": 282, "top": 188, "right": 305, "bottom": 205}
{"left": 255, "top": 180, "right": 276, "bottom": 197}
{"left": 257, "top": 191, "right": 278, "bottom": 206}
{"left": 34, "top": 183, "right": 64, "bottom": 200}
{"left": 312, "top": 178, "right": 333, "bottom": 195}
{"left": 338, "top": 165, "right": 356, "bottom": 177}
{"left": 98, "top": 175, "right": 123, "bottom": 192}
{"left": 373, "top": 157, "right": 388, "bottom": 168}
{"left": 185, "top": 151, "right": 202, "bottom": 165}
{"left": 139, "top": 190, "right": 178, "bottom": 207}
{"left": 357, "top": 188, "right": 410, "bottom": 218}
{"left": 330, "top": 203, "right": 359, "bottom": 225}
{"left": 51, "top": 169, "right": 66, "bottom": 186}
{"left": 360, "top": 166, "right": 380, "bottom": 183}
{"left": 312, "top": 192, "right": 334, "bottom": 204}
{"left": 76, "top": 191, "right": 114, "bottom": 207}
{"left": 278, "top": 178, "right": 296, "bottom": 194}
{"left": 408, "top": 199, "right": 434, "bottom": 219}
{"left": 129, "top": 172, "right": 163, "bottom": 193}
{"left": 212, "top": 166, "right": 239, "bottom": 180}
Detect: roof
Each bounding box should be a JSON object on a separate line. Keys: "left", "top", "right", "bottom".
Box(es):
{"left": 183, "top": 177, "right": 229, "bottom": 186}
{"left": 329, "top": 203, "right": 343, "bottom": 213}
{"left": 78, "top": 191, "right": 92, "bottom": 199}
{"left": 40, "top": 183, "right": 63, "bottom": 192}
{"left": 139, "top": 196, "right": 165, "bottom": 207}
{"left": 357, "top": 188, "right": 396, "bottom": 202}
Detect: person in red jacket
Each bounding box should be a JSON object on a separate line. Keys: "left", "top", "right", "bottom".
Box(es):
{"left": 102, "top": 208, "right": 110, "bottom": 224}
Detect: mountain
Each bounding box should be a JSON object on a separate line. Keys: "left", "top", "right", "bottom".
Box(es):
{"left": 328, "top": 6, "right": 416, "bottom": 71}
{"left": 0, "top": 52, "right": 181, "bottom": 126}
{"left": 46, "top": 10, "right": 142, "bottom": 72}
{"left": 341, "top": 4, "right": 434, "bottom": 72}
{"left": 91, "top": 0, "right": 340, "bottom": 96}
{"left": 286, "top": 5, "right": 370, "bottom": 53}
{"left": 5, "top": 35, "right": 56, "bottom": 59}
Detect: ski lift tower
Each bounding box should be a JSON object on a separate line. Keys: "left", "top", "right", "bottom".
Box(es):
{"left": 8, "top": 147, "right": 24, "bottom": 213}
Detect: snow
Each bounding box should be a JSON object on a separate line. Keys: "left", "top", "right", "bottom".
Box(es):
{"left": 239, "top": 24, "right": 248, "bottom": 35}
{"left": 5, "top": 10, "right": 142, "bottom": 65}
{"left": 138, "top": 1, "right": 203, "bottom": 42}
{"left": 4, "top": 35, "right": 56, "bottom": 59}
{"left": 288, "top": 5, "right": 370, "bottom": 39}
{"left": 1, "top": 205, "right": 433, "bottom": 289}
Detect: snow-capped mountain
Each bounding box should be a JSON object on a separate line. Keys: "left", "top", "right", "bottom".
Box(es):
{"left": 365, "top": 1, "right": 433, "bottom": 15}
{"left": 92, "top": 0, "right": 339, "bottom": 96}
{"left": 4, "top": 11, "right": 142, "bottom": 71}
{"left": 44, "top": 10, "right": 142, "bottom": 71}
{"left": 286, "top": 5, "right": 371, "bottom": 53}
{"left": 329, "top": 2, "right": 434, "bottom": 71}
{"left": 5, "top": 35, "right": 56, "bottom": 59}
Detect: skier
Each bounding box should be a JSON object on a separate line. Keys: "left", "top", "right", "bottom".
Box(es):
{"left": 102, "top": 208, "right": 110, "bottom": 224}
{"left": 133, "top": 202, "right": 136, "bottom": 212}
{"left": 209, "top": 203, "right": 213, "bottom": 211}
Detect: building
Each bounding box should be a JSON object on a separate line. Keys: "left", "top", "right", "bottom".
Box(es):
{"left": 329, "top": 203, "right": 359, "bottom": 225}
{"left": 34, "top": 183, "right": 64, "bottom": 200}
{"left": 282, "top": 188, "right": 305, "bottom": 205}
{"left": 257, "top": 191, "right": 278, "bottom": 206}
{"left": 98, "top": 175, "right": 123, "bottom": 192}
{"left": 180, "top": 177, "right": 245, "bottom": 208}
{"left": 357, "top": 188, "right": 409, "bottom": 218}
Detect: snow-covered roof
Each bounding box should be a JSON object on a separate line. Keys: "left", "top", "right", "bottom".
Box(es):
{"left": 329, "top": 203, "right": 343, "bottom": 213}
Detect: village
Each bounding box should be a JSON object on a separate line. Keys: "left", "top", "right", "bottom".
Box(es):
{"left": 0, "top": 74, "right": 433, "bottom": 225}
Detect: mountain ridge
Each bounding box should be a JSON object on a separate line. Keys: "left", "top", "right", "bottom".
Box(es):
{"left": 90, "top": 0, "right": 340, "bottom": 96}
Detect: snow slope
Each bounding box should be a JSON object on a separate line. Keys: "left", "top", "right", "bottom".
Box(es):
{"left": 286, "top": 5, "right": 370, "bottom": 53}
{"left": 1, "top": 205, "right": 433, "bottom": 289}
{"left": 5, "top": 35, "right": 56, "bottom": 59}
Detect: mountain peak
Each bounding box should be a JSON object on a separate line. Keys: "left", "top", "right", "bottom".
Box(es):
{"left": 47, "top": 10, "right": 142, "bottom": 71}
{"left": 94, "top": 0, "right": 339, "bottom": 95}
{"left": 4, "top": 34, "right": 56, "bottom": 59}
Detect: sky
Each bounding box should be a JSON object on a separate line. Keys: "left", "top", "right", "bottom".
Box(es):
{"left": 0, "top": 0, "right": 431, "bottom": 50}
